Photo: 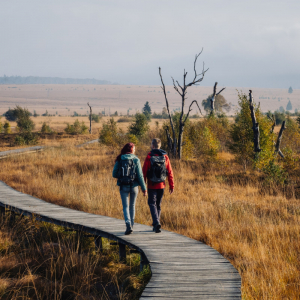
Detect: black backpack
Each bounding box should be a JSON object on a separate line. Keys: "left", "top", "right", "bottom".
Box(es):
{"left": 147, "top": 155, "right": 167, "bottom": 183}
{"left": 118, "top": 159, "right": 136, "bottom": 185}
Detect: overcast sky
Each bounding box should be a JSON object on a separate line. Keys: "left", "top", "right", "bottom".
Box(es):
{"left": 1, "top": 0, "right": 300, "bottom": 88}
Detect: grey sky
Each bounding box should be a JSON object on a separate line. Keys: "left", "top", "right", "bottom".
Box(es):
{"left": 1, "top": 0, "right": 300, "bottom": 88}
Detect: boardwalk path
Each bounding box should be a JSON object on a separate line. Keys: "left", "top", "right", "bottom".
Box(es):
{"left": 0, "top": 145, "right": 241, "bottom": 299}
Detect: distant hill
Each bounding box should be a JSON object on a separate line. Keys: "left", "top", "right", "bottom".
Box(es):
{"left": 0, "top": 75, "right": 111, "bottom": 85}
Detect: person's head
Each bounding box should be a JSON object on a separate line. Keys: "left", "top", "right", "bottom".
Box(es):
{"left": 151, "top": 138, "right": 161, "bottom": 150}
{"left": 116, "top": 143, "right": 135, "bottom": 162}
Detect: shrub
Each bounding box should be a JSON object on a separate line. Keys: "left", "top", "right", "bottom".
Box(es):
{"left": 41, "top": 122, "right": 52, "bottom": 133}
{"left": 14, "top": 132, "right": 38, "bottom": 145}
{"left": 228, "top": 92, "right": 275, "bottom": 170}
{"left": 89, "top": 114, "right": 101, "bottom": 123}
{"left": 64, "top": 119, "right": 88, "bottom": 135}
{"left": 262, "top": 160, "right": 287, "bottom": 185}
{"left": 3, "top": 121, "right": 11, "bottom": 134}
{"left": 117, "top": 117, "right": 132, "bottom": 122}
{"left": 127, "top": 134, "right": 139, "bottom": 145}
{"left": 99, "top": 118, "right": 123, "bottom": 147}
{"left": 12, "top": 106, "right": 35, "bottom": 133}
{"left": 281, "top": 116, "right": 300, "bottom": 153}
{"left": 128, "top": 113, "right": 149, "bottom": 138}
{"left": 3, "top": 108, "right": 17, "bottom": 121}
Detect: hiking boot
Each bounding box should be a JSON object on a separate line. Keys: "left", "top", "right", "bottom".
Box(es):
{"left": 154, "top": 223, "right": 161, "bottom": 233}
{"left": 125, "top": 224, "right": 133, "bottom": 235}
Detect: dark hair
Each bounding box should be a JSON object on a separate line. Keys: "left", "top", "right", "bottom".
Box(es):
{"left": 115, "top": 143, "right": 135, "bottom": 162}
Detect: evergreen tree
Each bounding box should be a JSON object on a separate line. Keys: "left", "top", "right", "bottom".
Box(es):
{"left": 128, "top": 113, "right": 149, "bottom": 138}
{"left": 142, "top": 101, "right": 152, "bottom": 115}
{"left": 286, "top": 100, "right": 292, "bottom": 111}
{"left": 288, "top": 86, "right": 293, "bottom": 94}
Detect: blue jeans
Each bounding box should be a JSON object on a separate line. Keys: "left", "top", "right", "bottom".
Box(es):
{"left": 119, "top": 186, "right": 138, "bottom": 226}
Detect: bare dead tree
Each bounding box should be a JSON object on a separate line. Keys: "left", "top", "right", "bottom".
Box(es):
{"left": 249, "top": 90, "right": 261, "bottom": 154}
{"left": 275, "top": 121, "right": 286, "bottom": 158}
{"left": 209, "top": 82, "right": 226, "bottom": 116}
{"left": 159, "top": 50, "right": 209, "bottom": 159}
{"left": 267, "top": 114, "right": 276, "bottom": 133}
{"left": 87, "top": 102, "right": 92, "bottom": 134}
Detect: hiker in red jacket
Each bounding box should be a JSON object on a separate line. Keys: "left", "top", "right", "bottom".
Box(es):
{"left": 142, "top": 138, "right": 174, "bottom": 233}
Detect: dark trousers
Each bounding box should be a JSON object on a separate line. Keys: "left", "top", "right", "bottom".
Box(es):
{"left": 148, "top": 189, "right": 164, "bottom": 226}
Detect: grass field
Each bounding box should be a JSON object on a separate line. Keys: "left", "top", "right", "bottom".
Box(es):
{"left": 0, "top": 143, "right": 299, "bottom": 299}
{"left": 0, "top": 84, "right": 299, "bottom": 117}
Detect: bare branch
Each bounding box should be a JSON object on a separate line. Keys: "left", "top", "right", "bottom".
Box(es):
{"left": 249, "top": 90, "right": 261, "bottom": 153}
{"left": 172, "top": 77, "right": 182, "bottom": 96}
{"left": 159, "top": 67, "right": 177, "bottom": 158}
{"left": 267, "top": 114, "right": 276, "bottom": 133}
{"left": 87, "top": 102, "right": 92, "bottom": 134}
{"left": 184, "top": 100, "right": 203, "bottom": 123}
{"left": 186, "top": 50, "right": 209, "bottom": 87}
{"left": 216, "top": 87, "right": 226, "bottom": 96}
{"left": 275, "top": 121, "right": 286, "bottom": 158}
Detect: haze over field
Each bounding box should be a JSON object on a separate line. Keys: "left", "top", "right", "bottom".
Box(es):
{"left": 0, "top": 84, "right": 299, "bottom": 116}
{"left": 1, "top": 1, "right": 300, "bottom": 88}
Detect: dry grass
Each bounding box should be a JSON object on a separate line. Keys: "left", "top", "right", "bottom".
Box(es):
{"left": 0, "top": 144, "right": 299, "bottom": 299}
{"left": 0, "top": 211, "right": 150, "bottom": 300}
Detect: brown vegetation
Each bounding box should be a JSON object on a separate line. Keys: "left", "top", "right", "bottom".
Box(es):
{"left": 0, "top": 210, "right": 150, "bottom": 299}
{"left": 0, "top": 143, "right": 299, "bottom": 299}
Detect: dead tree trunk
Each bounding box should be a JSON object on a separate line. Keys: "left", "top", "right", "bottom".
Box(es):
{"left": 249, "top": 90, "right": 261, "bottom": 153}
{"left": 209, "top": 82, "right": 225, "bottom": 116}
{"left": 159, "top": 50, "right": 208, "bottom": 159}
{"left": 275, "top": 121, "right": 286, "bottom": 158}
{"left": 87, "top": 103, "right": 92, "bottom": 134}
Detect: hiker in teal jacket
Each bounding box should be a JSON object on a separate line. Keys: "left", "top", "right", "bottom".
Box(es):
{"left": 113, "top": 143, "right": 147, "bottom": 235}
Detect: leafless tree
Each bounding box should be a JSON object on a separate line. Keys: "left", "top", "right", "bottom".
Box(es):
{"left": 159, "top": 50, "right": 208, "bottom": 159}
{"left": 87, "top": 102, "right": 92, "bottom": 134}
{"left": 208, "top": 82, "right": 226, "bottom": 116}
{"left": 249, "top": 90, "right": 261, "bottom": 154}
{"left": 267, "top": 113, "right": 285, "bottom": 158}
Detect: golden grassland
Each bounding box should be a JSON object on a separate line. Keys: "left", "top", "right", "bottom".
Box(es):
{"left": 0, "top": 212, "right": 150, "bottom": 300}
{"left": 0, "top": 143, "right": 299, "bottom": 299}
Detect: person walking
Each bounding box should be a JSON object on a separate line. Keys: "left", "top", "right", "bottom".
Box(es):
{"left": 113, "top": 143, "right": 147, "bottom": 235}
{"left": 142, "top": 138, "right": 174, "bottom": 233}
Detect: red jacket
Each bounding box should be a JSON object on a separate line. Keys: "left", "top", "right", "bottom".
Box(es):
{"left": 142, "top": 150, "right": 174, "bottom": 190}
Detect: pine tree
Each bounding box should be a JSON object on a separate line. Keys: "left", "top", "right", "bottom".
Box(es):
{"left": 286, "top": 100, "right": 292, "bottom": 111}
{"left": 142, "top": 101, "right": 152, "bottom": 115}
{"left": 288, "top": 86, "right": 293, "bottom": 94}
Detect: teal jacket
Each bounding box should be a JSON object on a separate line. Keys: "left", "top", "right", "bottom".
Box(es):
{"left": 112, "top": 154, "right": 147, "bottom": 192}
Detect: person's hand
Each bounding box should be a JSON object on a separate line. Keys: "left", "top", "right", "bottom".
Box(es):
{"left": 143, "top": 190, "right": 148, "bottom": 197}
{"left": 169, "top": 189, "right": 174, "bottom": 195}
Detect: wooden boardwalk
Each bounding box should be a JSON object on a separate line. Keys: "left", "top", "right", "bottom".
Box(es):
{"left": 0, "top": 146, "right": 241, "bottom": 299}
{"left": 0, "top": 146, "right": 44, "bottom": 159}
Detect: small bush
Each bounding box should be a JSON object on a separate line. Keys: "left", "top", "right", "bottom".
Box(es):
{"left": 128, "top": 113, "right": 149, "bottom": 138}
{"left": 64, "top": 119, "right": 88, "bottom": 135}
{"left": 263, "top": 160, "right": 287, "bottom": 185}
{"left": 15, "top": 132, "right": 38, "bottom": 145}
{"left": 41, "top": 122, "right": 52, "bottom": 133}
{"left": 99, "top": 118, "right": 124, "bottom": 147}
{"left": 117, "top": 117, "right": 132, "bottom": 122}
{"left": 3, "top": 121, "right": 11, "bottom": 134}
{"left": 89, "top": 114, "right": 101, "bottom": 123}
